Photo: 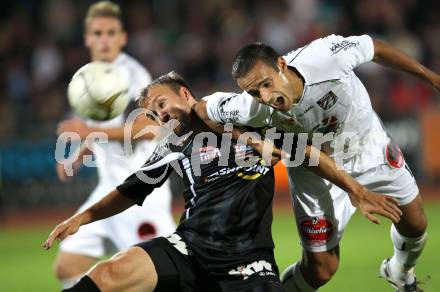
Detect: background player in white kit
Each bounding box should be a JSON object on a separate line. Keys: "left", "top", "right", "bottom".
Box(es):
{"left": 54, "top": 1, "right": 175, "bottom": 288}
{"left": 202, "top": 35, "right": 440, "bottom": 291}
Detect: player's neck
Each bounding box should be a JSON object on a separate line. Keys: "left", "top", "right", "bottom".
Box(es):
{"left": 190, "top": 110, "right": 212, "bottom": 134}
{"left": 288, "top": 66, "right": 305, "bottom": 104}
{"left": 177, "top": 111, "right": 212, "bottom": 137}
{"left": 91, "top": 53, "right": 120, "bottom": 63}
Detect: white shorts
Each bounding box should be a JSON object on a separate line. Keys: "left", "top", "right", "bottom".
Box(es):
{"left": 60, "top": 181, "right": 176, "bottom": 258}
{"left": 287, "top": 118, "right": 419, "bottom": 252}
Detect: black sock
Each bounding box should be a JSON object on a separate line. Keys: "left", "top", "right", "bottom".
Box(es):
{"left": 62, "top": 275, "right": 100, "bottom": 292}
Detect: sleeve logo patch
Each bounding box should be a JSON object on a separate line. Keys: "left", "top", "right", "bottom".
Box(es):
{"left": 329, "top": 40, "right": 359, "bottom": 55}
{"left": 385, "top": 141, "right": 405, "bottom": 169}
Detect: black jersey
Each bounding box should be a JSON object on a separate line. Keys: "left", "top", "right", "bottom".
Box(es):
{"left": 116, "top": 130, "right": 275, "bottom": 264}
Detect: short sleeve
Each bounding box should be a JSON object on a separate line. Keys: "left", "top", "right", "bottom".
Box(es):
{"left": 203, "top": 91, "right": 273, "bottom": 127}
{"left": 116, "top": 142, "right": 175, "bottom": 205}
{"left": 323, "top": 34, "right": 374, "bottom": 73}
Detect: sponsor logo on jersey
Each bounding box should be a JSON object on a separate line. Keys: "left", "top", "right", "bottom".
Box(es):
{"left": 166, "top": 233, "right": 192, "bottom": 255}
{"left": 317, "top": 91, "right": 338, "bottom": 110}
{"left": 385, "top": 140, "right": 405, "bottom": 168}
{"left": 299, "top": 216, "right": 334, "bottom": 247}
{"left": 204, "top": 159, "right": 270, "bottom": 182}
{"left": 228, "top": 260, "right": 275, "bottom": 280}
{"left": 219, "top": 95, "right": 240, "bottom": 122}
{"left": 222, "top": 109, "right": 240, "bottom": 121}
{"left": 199, "top": 146, "right": 222, "bottom": 162}
{"left": 329, "top": 40, "right": 359, "bottom": 55}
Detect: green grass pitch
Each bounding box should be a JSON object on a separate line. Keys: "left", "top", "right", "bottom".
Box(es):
{"left": 1, "top": 203, "right": 438, "bottom": 291}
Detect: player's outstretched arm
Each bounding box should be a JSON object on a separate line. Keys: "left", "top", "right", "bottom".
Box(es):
{"left": 42, "top": 189, "right": 135, "bottom": 250}
{"left": 304, "top": 145, "right": 402, "bottom": 224}
{"left": 373, "top": 39, "right": 440, "bottom": 91}
{"left": 57, "top": 115, "right": 157, "bottom": 142}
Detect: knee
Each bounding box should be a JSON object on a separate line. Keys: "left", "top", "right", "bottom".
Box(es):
{"left": 415, "top": 219, "right": 428, "bottom": 237}
{"left": 417, "top": 215, "right": 428, "bottom": 235}
{"left": 313, "top": 262, "right": 338, "bottom": 286}
{"left": 304, "top": 258, "right": 339, "bottom": 287}
{"left": 398, "top": 214, "right": 428, "bottom": 238}
{"left": 410, "top": 209, "right": 428, "bottom": 236}
{"left": 89, "top": 260, "right": 118, "bottom": 290}
{"left": 53, "top": 261, "right": 72, "bottom": 280}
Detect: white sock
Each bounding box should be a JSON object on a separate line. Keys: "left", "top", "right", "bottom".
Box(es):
{"left": 281, "top": 262, "right": 316, "bottom": 292}
{"left": 389, "top": 224, "right": 427, "bottom": 284}
{"left": 60, "top": 274, "right": 85, "bottom": 289}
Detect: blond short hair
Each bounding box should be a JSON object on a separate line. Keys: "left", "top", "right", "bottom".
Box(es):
{"left": 84, "top": 1, "right": 124, "bottom": 30}
{"left": 138, "top": 71, "right": 194, "bottom": 107}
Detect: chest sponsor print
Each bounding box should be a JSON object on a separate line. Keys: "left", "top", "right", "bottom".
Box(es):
{"left": 199, "top": 146, "right": 222, "bottom": 162}
{"left": 317, "top": 91, "right": 338, "bottom": 110}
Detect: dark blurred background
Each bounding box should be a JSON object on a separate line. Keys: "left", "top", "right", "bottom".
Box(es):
{"left": 0, "top": 0, "right": 439, "bottom": 213}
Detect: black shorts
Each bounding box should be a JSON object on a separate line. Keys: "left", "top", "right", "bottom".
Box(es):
{"left": 135, "top": 234, "right": 282, "bottom": 292}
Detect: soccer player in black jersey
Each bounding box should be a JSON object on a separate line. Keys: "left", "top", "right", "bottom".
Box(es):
{"left": 43, "top": 72, "right": 397, "bottom": 292}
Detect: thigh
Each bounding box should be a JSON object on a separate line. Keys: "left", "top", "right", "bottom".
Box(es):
{"left": 89, "top": 246, "right": 158, "bottom": 292}
{"left": 288, "top": 167, "right": 355, "bottom": 252}
{"left": 356, "top": 163, "right": 426, "bottom": 236}
{"left": 356, "top": 163, "right": 419, "bottom": 206}
{"left": 137, "top": 236, "right": 201, "bottom": 292}
{"left": 223, "top": 279, "right": 283, "bottom": 292}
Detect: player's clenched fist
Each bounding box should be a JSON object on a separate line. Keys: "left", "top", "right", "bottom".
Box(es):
{"left": 42, "top": 217, "right": 82, "bottom": 250}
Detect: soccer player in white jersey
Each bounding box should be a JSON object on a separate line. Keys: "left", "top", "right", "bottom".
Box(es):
{"left": 202, "top": 35, "right": 440, "bottom": 291}
{"left": 53, "top": 1, "right": 175, "bottom": 288}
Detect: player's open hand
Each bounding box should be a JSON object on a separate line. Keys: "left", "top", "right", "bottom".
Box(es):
{"left": 56, "top": 160, "right": 81, "bottom": 182}
{"left": 349, "top": 188, "right": 402, "bottom": 224}
{"left": 42, "top": 217, "right": 82, "bottom": 250}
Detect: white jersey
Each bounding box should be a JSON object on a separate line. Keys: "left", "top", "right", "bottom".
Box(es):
{"left": 206, "top": 35, "right": 419, "bottom": 253}
{"left": 85, "top": 52, "right": 155, "bottom": 186}
{"left": 60, "top": 53, "right": 176, "bottom": 258}
{"left": 205, "top": 34, "right": 383, "bottom": 165}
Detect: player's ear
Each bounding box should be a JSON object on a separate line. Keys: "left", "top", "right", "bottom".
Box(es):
{"left": 84, "top": 32, "right": 91, "bottom": 49}
{"left": 277, "top": 56, "right": 287, "bottom": 72}
{"left": 179, "top": 86, "right": 194, "bottom": 103}
{"left": 121, "top": 31, "right": 128, "bottom": 46}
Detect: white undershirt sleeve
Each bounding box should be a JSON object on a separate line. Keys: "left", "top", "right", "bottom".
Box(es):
{"left": 204, "top": 91, "right": 272, "bottom": 127}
